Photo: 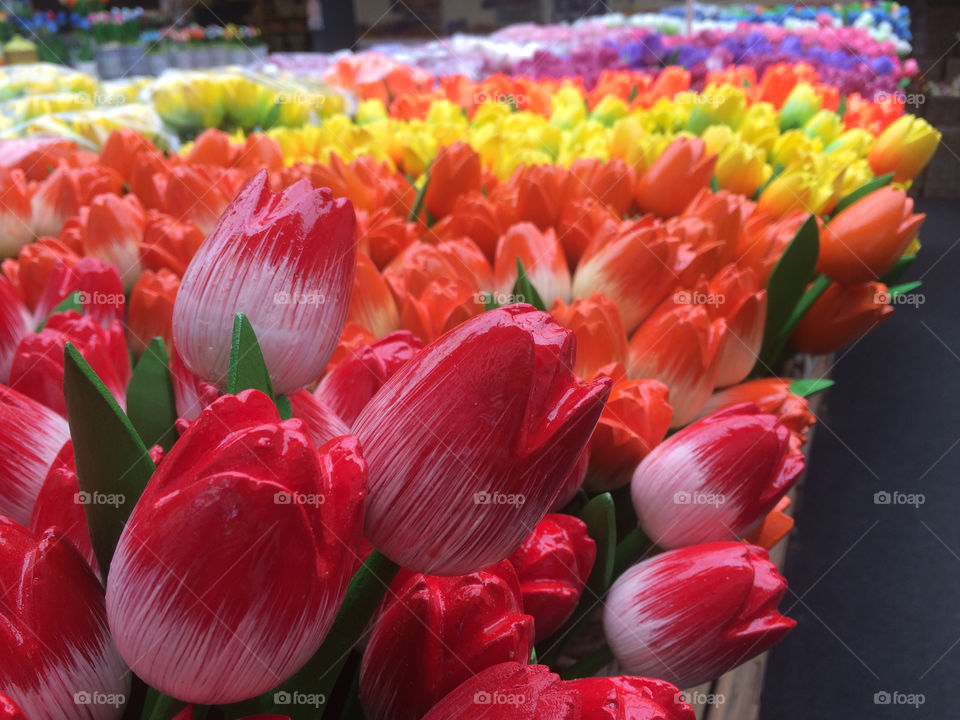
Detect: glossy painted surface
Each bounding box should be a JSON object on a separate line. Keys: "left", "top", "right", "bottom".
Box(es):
{"left": 566, "top": 676, "right": 694, "bottom": 720}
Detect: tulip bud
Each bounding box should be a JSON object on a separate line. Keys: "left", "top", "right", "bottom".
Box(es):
{"left": 164, "top": 165, "right": 236, "bottom": 236}
{"left": 315, "top": 330, "right": 422, "bottom": 426}
{"left": 635, "top": 137, "right": 716, "bottom": 218}
{"left": 30, "top": 166, "right": 83, "bottom": 238}
{"left": 106, "top": 390, "right": 366, "bottom": 704}
{"left": 287, "top": 389, "right": 350, "bottom": 446}
{"left": 399, "top": 277, "right": 486, "bottom": 343}
{"left": 0, "top": 167, "right": 32, "bottom": 257}
{"left": 714, "top": 142, "right": 771, "bottom": 197}
{"left": 736, "top": 210, "right": 810, "bottom": 287}
{"left": 508, "top": 514, "right": 595, "bottom": 642}
{"left": 140, "top": 210, "right": 205, "bottom": 277}
{"left": 562, "top": 158, "right": 636, "bottom": 217}
{"left": 431, "top": 193, "right": 505, "bottom": 262}
{"left": 0, "top": 695, "right": 25, "bottom": 720}
{"left": 819, "top": 187, "right": 924, "bottom": 284}
{"left": 0, "top": 385, "right": 70, "bottom": 525}
{"left": 706, "top": 265, "right": 767, "bottom": 387}
{"left": 357, "top": 207, "right": 418, "bottom": 268}
{"left": 868, "top": 114, "right": 941, "bottom": 183}
{"left": 359, "top": 560, "right": 534, "bottom": 720}
{"left": 168, "top": 347, "right": 219, "bottom": 423}
{"left": 82, "top": 194, "right": 146, "bottom": 293}
{"left": 790, "top": 281, "right": 894, "bottom": 354}
{"left": 9, "top": 311, "right": 130, "bottom": 417}
{"left": 29, "top": 440, "right": 98, "bottom": 575}
{"left": 565, "top": 676, "right": 694, "bottom": 720}
{"left": 421, "top": 663, "right": 580, "bottom": 720}
{"left": 549, "top": 294, "right": 629, "bottom": 380}
{"left": 494, "top": 223, "right": 571, "bottom": 306}
{"left": 0, "top": 518, "right": 130, "bottom": 720}
{"left": 172, "top": 170, "right": 356, "bottom": 394}
{"left": 779, "top": 82, "right": 822, "bottom": 130}
{"left": 627, "top": 299, "right": 719, "bottom": 428}
{"left": 32, "top": 257, "right": 126, "bottom": 330}
{"left": 572, "top": 219, "right": 677, "bottom": 333}
{"left": 127, "top": 269, "right": 179, "bottom": 357}
{"left": 0, "top": 277, "right": 30, "bottom": 384}
{"left": 631, "top": 404, "right": 804, "bottom": 548}
{"left": 424, "top": 142, "right": 483, "bottom": 220}
{"left": 354, "top": 305, "right": 611, "bottom": 575}
{"left": 348, "top": 252, "right": 400, "bottom": 338}
{"left": 603, "top": 542, "right": 795, "bottom": 688}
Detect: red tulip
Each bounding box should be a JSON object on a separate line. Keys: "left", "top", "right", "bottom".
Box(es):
{"left": 172, "top": 170, "right": 356, "bottom": 394}
{"left": 105, "top": 390, "right": 366, "bottom": 704}
{"left": 631, "top": 404, "right": 804, "bottom": 549}
{"left": 168, "top": 347, "right": 218, "bottom": 423}
{"left": 360, "top": 560, "right": 534, "bottom": 720}
{"left": 635, "top": 137, "right": 716, "bottom": 218}
{"left": 354, "top": 305, "right": 611, "bottom": 575}
{"left": 508, "top": 514, "right": 595, "bottom": 642}
{"left": 627, "top": 298, "right": 720, "bottom": 427}
{"left": 562, "top": 157, "right": 637, "bottom": 217}
{"left": 604, "top": 542, "right": 795, "bottom": 688}
{"left": 0, "top": 518, "right": 129, "bottom": 720}
{"left": 790, "top": 281, "right": 893, "bottom": 354}
{"left": 565, "top": 676, "right": 694, "bottom": 720}
{"left": 421, "top": 663, "right": 580, "bottom": 720}
{"left": 9, "top": 311, "right": 129, "bottom": 417}
{"left": 572, "top": 219, "right": 677, "bottom": 333}
{"left": 0, "top": 695, "right": 25, "bottom": 720}
{"left": 385, "top": 238, "right": 492, "bottom": 299}
{"left": 398, "top": 277, "right": 485, "bottom": 344}
{"left": 0, "top": 277, "right": 31, "bottom": 384}
{"left": 31, "top": 257, "right": 125, "bottom": 330}
{"left": 0, "top": 385, "right": 70, "bottom": 525}
{"left": 29, "top": 440, "right": 98, "bottom": 575}
{"left": 315, "top": 330, "right": 423, "bottom": 426}
{"left": 288, "top": 389, "right": 350, "bottom": 446}
{"left": 81, "top": 193, "right": 146, "bottom": 292}
{"left": 0, "top": 167, "right": 32, "bottom": 257}
{"left": 511, "top": 164, "right": 566, "bottom": 230}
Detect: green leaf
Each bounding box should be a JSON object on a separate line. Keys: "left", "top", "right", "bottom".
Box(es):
{"left": 881, "top": 254, "right": 916, "bottom": 285}
{"left": 512, "top": 258, "right": 547, "bottom": 311}
{"left": 407, "top": 164, "right": 431, "bottom": 223}
{"left": 888, "top": 280, "right": 922, "bottom": 298}
{"left": 756, "top": 215, "right": 820, "bottom": 370}
{"left": 709, "top": 175, "right": 721, "bottom": 192}
{"left": 579, "top": 493, "right": 616, "bottom": 593}
{"left": 126, "top": 338, "right": 178, "bottom": 452}
{"left": 227, "top": 312, "right": 275, "bottom": 399}
{"left": 627, "top": 84, "right": 638, "bottom": 103}
{"left": 275, "top": 394, "right": 293, "bottom": 420}
{"left": 37, "top": 291, "right": 83, "bottom": 331}
{"left": 837, "top": 94, "right": 847, "bottom": 119}
{"left": 828, "top": 172, "right": 894, "bottom": 219}
{"left": 63, "top": 343, "right": 156, "bottom": 576}
{"left": 789, "top": 378, "right": 835, "bottom": 397}
{"left": 483, "top": 291, "right": 500, "bottom": 311}
{"left": 612, "top": 527, "right": 649, "bottom": 579}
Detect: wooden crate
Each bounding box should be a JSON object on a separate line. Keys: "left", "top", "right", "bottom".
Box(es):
{"left": 921, "top": 126, "right": 960, "bottom": 199}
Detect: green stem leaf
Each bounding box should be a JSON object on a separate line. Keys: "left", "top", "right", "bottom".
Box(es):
{"left": 579, "top": 493, "right": 616, "bottom": 594}
{"left": 560, "top": 644, "right": 614, "bottom": 680}
{"left": 512, "top": 258, "right": 547, "bottom": 311}
{"left": 789, "top": 378, "right": 835, "bottom": 397}
{"left": 127, "top": 337, "right": 179, "bottom": 452}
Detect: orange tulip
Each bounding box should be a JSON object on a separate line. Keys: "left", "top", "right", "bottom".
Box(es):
{"left": 423, "top": 142, "right": 483, "bottom": 220}
{"left": 348, "top": 252, "right": 400, "bottom": 338}
{"left": 562, "top": 158, "right": 636, "bottom": 217}
{"left": 735, "top": 210, "right": 811, "bottom": 286}
{"left": 1, "top": 243, "right": 79, "bottom": 313}
{"left": 666, "top": 217, "right": 727, "bottom": 287}
{"left": 572, "top": 218, "right": 677, "bottom": 333}
{"left": 140, "top": 210, "right": 205, "bottom": 277}
{"left": 234, "top": 134, "right": 285, "bottom": 177}
{"left": 30, "top": 166, "right": 83, "bottom": 238}
{"left": 82, "top": 193, "right": 146, "bottom": 292}
{"left": 327, "top": 322, "right": 377, "bottom": 371}
{"left": 627, "top": 298, "right": 720, "bottom": 427}
{"left": 585, "top": 370, "right": 672, "bottom": 492}
{"left": 699, "top": 377, "right": 815, "bottom": 452}
{"left": 745, "top": 496, "right": 794, "bottom": 550}
{"left": 127, "top": 269, "right": 180, "bottom": 356}
{"left": 819, "top": 187, "right": 924, "bottom": 284}
{"left": 642, "top": 66, "right": 691, "bottom": 105}
{"left": 128, "top": 150, "right": 172, "bottom": 211}
{"left": 550, "top": 293, "right": 629, "bottom": 379}
{"left": 0, "top": 167, "right": 33, "bottom": 257}
{"left": 790, "top": 281, "right": 893, "bottom": 354}
{"left": 757, "top": 62, "right": 818, "bottom": 108}
{"left": 385, "top": 238, "right": 492, "bottom": 299}
{"left": 74, "top": 165, "right": 124, "bottom": 204}
{"left": 431, "top": 192, "right": 507, "bottom": 262}
{"left": 511, "top": 164, "right": 566, "bottom": 230}
{"left": 185, "top": 128, "right": 237, "bottom": 168}
{"left": 357, "top": 208, "right": 418, "bottom": 269}
{"left": 635, "top": 137, "right": 716, "bottom": 218}
{"left": 682, "top": 189, "right": 751, "bottom": 266}
{"left": 163, "top": 165, "right": 236, "bottom": 236}
{"left": 100, "top": 129, "right": 159, "bottom": 182}
{"left": 704, "top": 265, "right": 767, "bottom": 387}
{"left": 398, "top": 276, "right": 484, "bottom": 344}
{"left": 493, "top": 222, "right": 571, "bottom": 305}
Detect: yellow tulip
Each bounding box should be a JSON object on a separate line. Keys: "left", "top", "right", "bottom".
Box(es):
{"left": 771, "top": 129, "right": 823, "bottom": 167}
{"left": 868, "top": 114, "right": 941, "bottom": 183}
{"left": 590, "top": 95, "right": 629, "bottom": 126}
{"left": 780, "top": 82, "right": 822, "bottom": 130}
{"left": 803, "top": 109, "right": 843, "bottom": 144}
{"left": 702, "top": 124, "right": 736, "bottom": 156}
{"left": 824, "top": 128, "right": 874, "bottom": 157}
{"left": 739, "top": 101, "right": 780, "bottom": 151}
{"left": 715, "top": 142, "right": 771, "bottom": 197}
{"left": 687, "top": 83, "right": 747, "bottom": 134}
{"left": 758, "top": 161, "right": 844, "bottom": 217}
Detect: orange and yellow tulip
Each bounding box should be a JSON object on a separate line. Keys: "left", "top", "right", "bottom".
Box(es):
{"left": 867, "top": 115, "right": 941, "bottom": 183}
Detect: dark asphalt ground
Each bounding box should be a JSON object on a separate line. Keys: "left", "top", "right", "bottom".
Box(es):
{"left": 760, "top": 198, "right": 960, "bottom": 718}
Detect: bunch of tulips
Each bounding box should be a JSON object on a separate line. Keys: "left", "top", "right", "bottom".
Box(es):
{"left": 0, "top": 4, "right": 943, "bottom": 715}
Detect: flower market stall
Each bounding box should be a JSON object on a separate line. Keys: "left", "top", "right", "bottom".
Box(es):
{"left": 0, "top": 2, "right": 949, "bottom": 719}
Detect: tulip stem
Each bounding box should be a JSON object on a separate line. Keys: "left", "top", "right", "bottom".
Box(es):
{"left": 271, "top": 550, "right": 401, "bottom": 720}
{"left": 142, "top": 691, "right": 183, "bottom": 720}
{"left": 560, "top": 644, "right": 615, "bottom": 680}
